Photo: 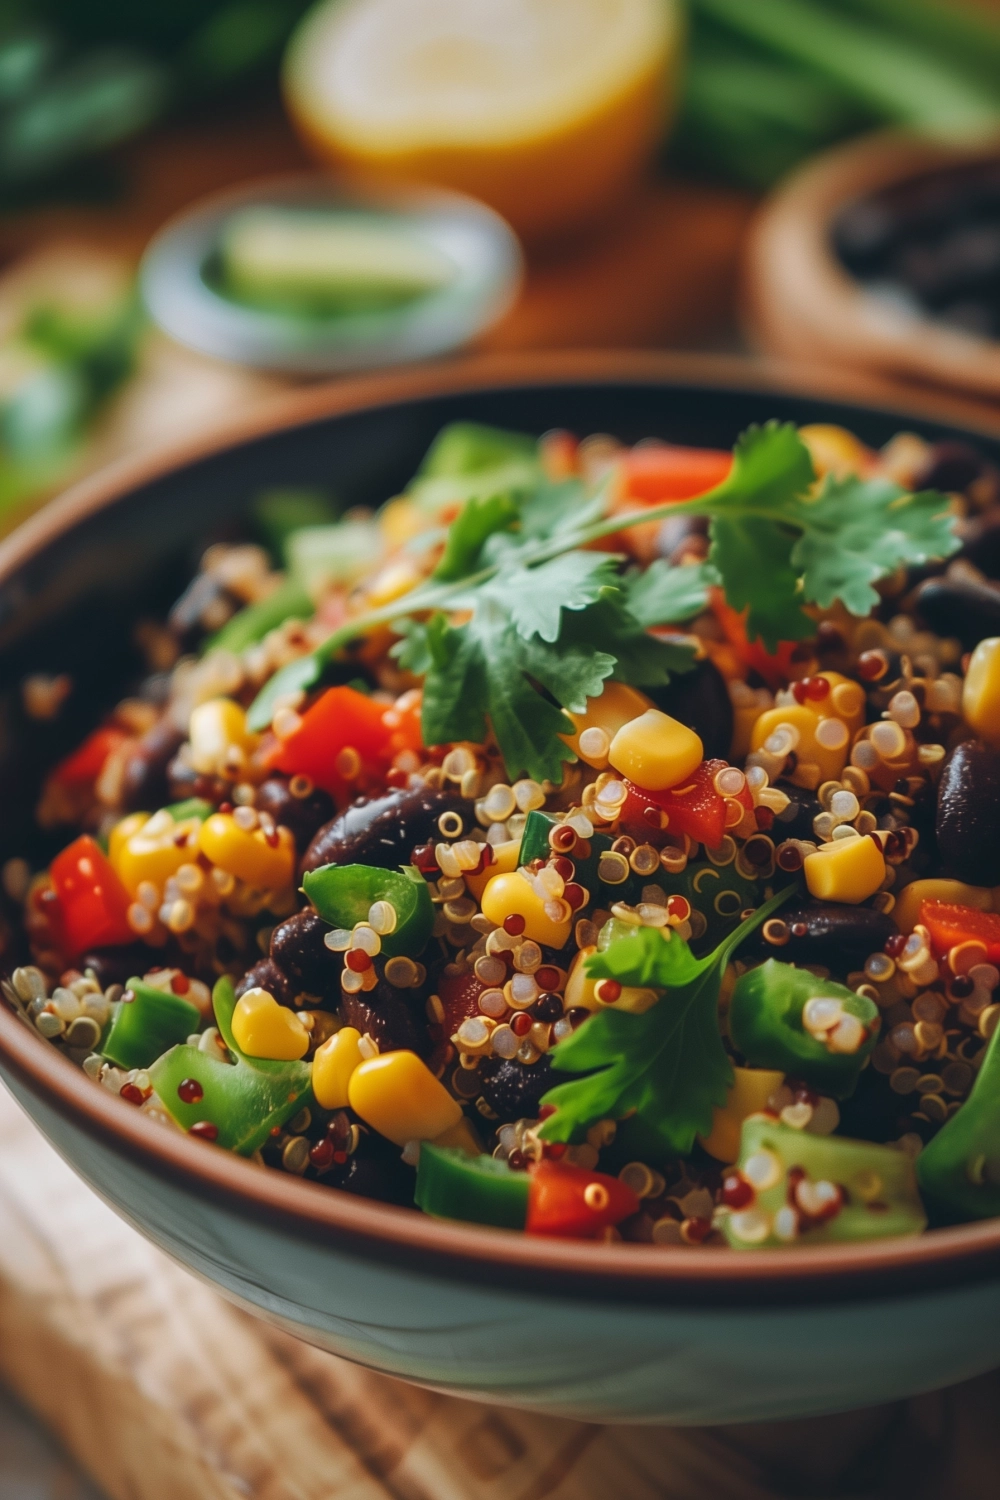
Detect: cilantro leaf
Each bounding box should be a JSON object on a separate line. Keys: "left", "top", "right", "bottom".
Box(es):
{"left": 401, "top": 598, "right": 616, "bottom": 782}
{"left": 624, "top": 558, "right": 720, "bottom": 627}
{"left": 432, "top": 491, "right": 520, "bottom": 582}
{"left": 496, "top": 553, "right": 621, "bottom": 643}
{"left": 710, "top": 515, "right": 813, "bottom": 649}
{"left": 789, "top": 474, "right": 959, "bottom": 617}
{"left": 560, "top": 594, "right": 698, "bottom": 687}
{"left": 705, "top": 420, "right": 816, "bottom": 515}
{"left": 538, "top": 887, "right": 795, "bottom": 1155}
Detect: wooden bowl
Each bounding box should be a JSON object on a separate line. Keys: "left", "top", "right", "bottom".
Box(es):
{"left": 743, "top": 132, "right": 1000, "bottom": 400}
{"left": 2, "top": 352, "right": 1000, "bottom": 1424}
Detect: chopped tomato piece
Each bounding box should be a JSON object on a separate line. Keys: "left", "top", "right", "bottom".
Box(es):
{"left": 622, "top": 444, "right": 732, "bottom": 504}
{"left": 49, "top": 726, "right": 128, "bottom": 789}
{"left": 271, "top": 685, "right": 393, "bottom": 799}
{"left": 526, "top": 1160, "right": 639, "bottom": 1239}
{"left": 50, "top": 835, "right": 133, "bottom": 955}
{"left": 921, "top": 900, "right": 1000, "bottom": 966}
{"left": 620, "top": 759, "right": 752, "bottom": 849}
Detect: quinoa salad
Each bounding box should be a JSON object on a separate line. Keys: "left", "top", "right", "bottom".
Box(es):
{"left": 5, "top": 414, "right": 1000, "bottom": 1249}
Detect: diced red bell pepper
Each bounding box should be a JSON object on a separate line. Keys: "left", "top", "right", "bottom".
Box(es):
{"left": 711, "top": 590, "right": 803, "bottom": 691}
{"left": 271, "top": 685, "right": 393, "bottom": 798}
{"left": 49, "top": 726, "right": 128, "bottom": 789}
{"left": 621, "top": 443, "right": 732, "bottom": 504}
{"left": 526, "top": 1159, "right": 640, "bottom": 1239}
{"left": 620, "top": 759, "right": 753, "bottom": 850}
{"left": 49, "top": 835, "right": 133, "bottom": 955}
{"left": 921, "top": 900, "right": 1000, "bottom": 966}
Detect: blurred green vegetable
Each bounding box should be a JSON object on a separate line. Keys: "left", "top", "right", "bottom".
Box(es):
{"left": 0, "top": 1, "right": 312, "bottom": 205}
{"left": 676, "top": 0, "right": 1000, "bottom": 189}
{"left": 0, "top": 289, "right": 142, "bottom": 517}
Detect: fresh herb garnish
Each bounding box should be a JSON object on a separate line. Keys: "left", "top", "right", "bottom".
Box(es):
{"left": 247, "top": 421, "right": 957, "bottom": 777}
{"left": 538, "top": 885, "right": 796, "bottom": 1155}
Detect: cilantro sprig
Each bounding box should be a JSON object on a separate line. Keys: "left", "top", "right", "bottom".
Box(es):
{"left": 538, "top": 885, "right": 796, "bottom": 1155}
{"left": 247, "top": 422, "right": 957, "bottom": 778}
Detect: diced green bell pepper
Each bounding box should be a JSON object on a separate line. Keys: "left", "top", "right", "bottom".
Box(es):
{"left": 729, "top": 959, "right": 879, "bottom": 1099}
{"left": 917, "top": 1021, "right": 1000, "bottom": 1222}
{"left": 164, "top": 797, "right": 214, "bottom": 823}
{"left": 148, "top": 976, "right": 312, "bottom": 1155}
{"left": 302, "top": 862, "right": 433, "bottom": 958}
{"left": 102, "top": 976, "right": 201, "bottom": 1071}
{"left": 206, "top": 574, "right": 313, "bottom": 654}
{"left": 415, "top": 1144, "right": 530, "bottom": 1228}
{"left": 723, "top": 1118, "right": 926, "bottom": 1249}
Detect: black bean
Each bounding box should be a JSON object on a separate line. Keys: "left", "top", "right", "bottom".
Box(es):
{"left": 234, "top": 957, "right": 295, "bottom": 1008}
{"left": 270, "top": 910, "right": 339, "bottom": 996}
{"left": 936, "top": 739, "right": 1000, "bottom": 886}
{"left": 168, "top": 572, "right": 233, "bottom": 650}
{"left": 332, "top": 1130, "right": 416, "bottom": 1207}
{"left": 302, "top": 783, "right": 472, "bottom": 876}
{"left": 339, "top": 957, "right": 430, "bottom": 1055}
{"left": 255, "top": 776, "right": 334, "bottom": 853}
{"left": 121, "top": 717, "right": 185, "bottom": 812}
{"left": 478, "top": 1054, "right": 553, "bottom": 1122}
{"left": 745, "top": 903, "right": 895, "bottom": 974}
{"left": 647, "top": 656, "right": 733, "bottom": 760}
{"left": 912, "top": 575, "right": 1000, "bottom": 651}
{"left": 915, "top": 441, "right": 998, "bottom": 503}
{"left": 81, "top": 944, "right": 158, "bottom": 989}
{"left": 166, "top": 754, "right": 228, "bottom": 806}
{"left": 958, "top": 511, "right": 1000, "bottom": 581}
{"left": 771, "top": 783, "right": 822, "bottom": 843}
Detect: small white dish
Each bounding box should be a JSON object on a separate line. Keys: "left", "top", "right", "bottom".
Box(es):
{"left": 140, "top": 174, "right": 523, "bottom": 374}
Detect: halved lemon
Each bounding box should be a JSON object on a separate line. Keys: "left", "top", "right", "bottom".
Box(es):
{"left": 283, "top": 0, "right": 682, "bottom": 241}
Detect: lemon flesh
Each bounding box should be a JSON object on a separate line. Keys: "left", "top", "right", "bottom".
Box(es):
{"left": 284, "top": 0, "right": 681, "bottom": 240}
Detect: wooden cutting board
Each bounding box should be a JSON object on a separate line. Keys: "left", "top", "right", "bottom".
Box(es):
{"left": 0, "top": 1082, "right": 997, "bottom": 1500}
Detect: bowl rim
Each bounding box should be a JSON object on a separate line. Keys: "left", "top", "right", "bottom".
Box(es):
{"left": 4, "top": 347, "right": 1000, "bottom": 1311}
{"left": 742, "top": 130, "right": 1000, "bottom": 399}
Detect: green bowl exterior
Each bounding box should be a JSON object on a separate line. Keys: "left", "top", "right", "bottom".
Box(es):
{"left": 6, "top": 1064, "right": 1000, "bottom": 1425}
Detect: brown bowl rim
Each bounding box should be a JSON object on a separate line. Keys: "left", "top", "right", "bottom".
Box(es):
{"left": 742, "top": 130, "right": 1000, "bottom": 399}
{"left": 4, "top": 348, "right": 1000, "bottom": 1311}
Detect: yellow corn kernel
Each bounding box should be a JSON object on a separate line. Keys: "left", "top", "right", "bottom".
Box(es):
{"left": 479, "top": 870, "right": 572, "bottom": 948}
{"left": 108, "top": 811, "right": 148, "bottom": 870}
{"left": 561, "top": 681, "right": 653, "bottom": 768}
{"left": 188, "top": 698, "right": 258, "bottom": 776}
{"left": 799, "top": 424, "right": 875, "bottom": 481}
{"left": 199, "top": 814, "right": 295, "bottom": 890}
{"left": 312, "top": 1025, "right": 363, "bottom": 1108}
{"left": 894, "top": 878, "right": 993, "bottom": 934}
{"left": 608, "top": 708, "right": 703, "bottom": 791}
{"left": 378, "top": 495, "right": 424, "bottom": 551}
{"left": 804, "top": 833, "right": 886, "bottom": 905}
{"left": 564, "top": 946, "right": 600, "bottom": 1012}
{"left": 750, "top": 703, "right": 848, "bottom": 782}
{"left": 700, "top": 1067, "right": 786, "bottom": 1163}
{"left": 963, "top": 637, "right": 1000, "bottom": 745}
{"left": 465, "top": 838, "right": 520, "bottom": 902}
{"left": 113, "top": 811, "right": 203, "bottom": 897}
{"left": 232, "top": 987, "right": 309, "bottom": 1060}
{"left": 431, "top": 1115, "right": 483, "bottom": 1157}
{"left": 348, "top": 1050, "right": 462, "bottom": 1146}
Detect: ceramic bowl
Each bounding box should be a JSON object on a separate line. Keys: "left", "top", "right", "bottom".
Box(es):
{"left": 140, "top": 174, "right": 523, "bottom": 373}
{"left": 743, "top": 132, "right": 1000, "bottom": 401}
{"left": 2, "top": 353, "right": 1000, "bottom": 1426}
